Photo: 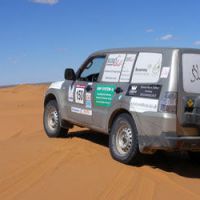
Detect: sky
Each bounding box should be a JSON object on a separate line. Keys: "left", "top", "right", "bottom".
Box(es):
{"left": 0, "top": 0, "right": 200, "bottom": 85}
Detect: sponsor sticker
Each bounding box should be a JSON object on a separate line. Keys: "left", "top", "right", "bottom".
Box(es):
{"left": 85, "top": 100, "right": 92, "bottom": 109}
{"left": 85, "top": 92, "right": 92, "bottom": 108}
{"left": 76, "top": 84, "right": 85, "bottom": 88}
{"left": 119, "top": 54, "right": 136, "bottom": 82}
{"left": 94, "top": 84, "right": 116, "bottom": 107}
{"left": 102, "top": 54, "right": 126, "bottom": 82}
{"left": 81, "top": 109, "right": 92, "bottom": 116}
{"left": 68, "top": 85, "right": 74, "bottom": 102}
{"left": 182, "top": 54, "right": 200, "bottom": 94}
{"left": 71, "top": 107, "right": 92, "bottom": 116}
{"left": 128, "top": 84, "right": 161, "bottom": 99}
{"left": 131, "top": 53, "right": 162, "bottom": 83}
{"left": 130, "top": 97, "right": 158, "bottom": 113}
{"left": 86, "top": 92, "right": 91, "bottom": 101}
{"left": 71, "top": 106, "right": 81, "bottom": 113}
{"left": 160, "top": 67, "right": 170, "bottom": 78}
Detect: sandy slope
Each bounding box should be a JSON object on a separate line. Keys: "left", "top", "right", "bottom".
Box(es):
{"left": 0, "top": 84, "right": 200, "bottom": 200}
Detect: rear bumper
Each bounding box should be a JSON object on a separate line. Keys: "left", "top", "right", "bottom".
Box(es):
{"left": 134, "top": 111, "right": 200, "bottom": 152}
{"left": 165, "top": 136, "right": 200, "bottom": 151}
{"left": 139, "top": 133, "right": 200, "bottom": 153}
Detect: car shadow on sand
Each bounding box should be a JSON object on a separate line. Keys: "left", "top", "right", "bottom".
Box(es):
{"left": 67, "top": 130, "right": 200, "bottom": 179}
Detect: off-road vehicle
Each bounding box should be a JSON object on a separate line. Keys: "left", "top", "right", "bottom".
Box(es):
{"left": 43, "top": 48, "right": 200, "bottom": 164}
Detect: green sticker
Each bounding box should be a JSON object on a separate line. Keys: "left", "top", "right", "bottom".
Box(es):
{"left": 94, "top": 84, "right": 116, "bottom": 107}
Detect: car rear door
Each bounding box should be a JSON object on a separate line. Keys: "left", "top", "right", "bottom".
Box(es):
{"left": 177, "top": 51, "right": 200, "bottom": 135}
{"left": 92, "top": 53, "right": 137, "bottom": 131}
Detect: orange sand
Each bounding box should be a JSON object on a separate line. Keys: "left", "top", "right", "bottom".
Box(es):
{"left": 0, "top": 84, "right": 200, "bottom": 200}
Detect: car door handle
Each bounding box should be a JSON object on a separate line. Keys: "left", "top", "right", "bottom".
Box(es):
{"left": 86, "top": 85, "right": 92, "bottom": 92}
{"left": 115, "top": 87, "right": 123, "bottom": 94}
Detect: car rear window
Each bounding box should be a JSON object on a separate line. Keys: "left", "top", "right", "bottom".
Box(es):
{"left": 182, "top": 54, "right": 200, "bottom": 94}
{"left": 131, "top": 52, "right": 162, "bottom": 83}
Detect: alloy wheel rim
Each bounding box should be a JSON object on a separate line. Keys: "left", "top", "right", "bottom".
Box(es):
{"left": 47, "top": 107, "right": 59, "bottom": 131}
{"left": 116, "top": 123, "right": 133, "bottom": 155}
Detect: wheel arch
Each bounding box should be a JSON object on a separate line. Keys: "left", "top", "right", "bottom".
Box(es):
{"left": 44, "top": 93, "right": 57, "bottom": 106}
{"left": 108, "top": 108, "right": 134, "bottom": 133}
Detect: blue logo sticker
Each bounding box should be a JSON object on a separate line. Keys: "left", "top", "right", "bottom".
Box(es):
{"left": 85, "top": 100, "right": 92, "bottom": 108}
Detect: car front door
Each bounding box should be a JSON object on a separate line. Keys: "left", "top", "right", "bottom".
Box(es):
{"left": 66, "top": 55, "right": 106, "bottom": 126}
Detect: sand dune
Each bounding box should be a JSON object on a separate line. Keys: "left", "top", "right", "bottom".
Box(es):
{"left": 0, "top": 84, "right": 200, "bottom": 200}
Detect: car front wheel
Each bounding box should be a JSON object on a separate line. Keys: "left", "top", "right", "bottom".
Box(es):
{"left": 43, "top": 100, "right": 68, "bottom": 137}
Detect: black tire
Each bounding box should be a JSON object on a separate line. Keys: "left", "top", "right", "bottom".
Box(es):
{"left": 109, "top": 113, "right": 140, "bottom": 164}
{"left": 188, "top": 152, "right": 200, "bottom": 164}
{"left": 43, "top": 100, "right": 68, "bottom": 137}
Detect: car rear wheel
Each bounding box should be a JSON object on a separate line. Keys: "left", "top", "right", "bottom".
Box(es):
{"left": 43, "top": 100, "right": 68, "bottom": 137}
{"left": 109, "top": 113, "right": 140, "bottom": 164}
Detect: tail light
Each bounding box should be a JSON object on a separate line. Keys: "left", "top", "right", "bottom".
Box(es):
{"left": 159, "top": 92, "right": 177, "bottom": 113}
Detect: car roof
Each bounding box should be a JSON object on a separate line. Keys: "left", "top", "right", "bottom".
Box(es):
{"left": 91, "top": 47, "right": 200, "bottom": 56}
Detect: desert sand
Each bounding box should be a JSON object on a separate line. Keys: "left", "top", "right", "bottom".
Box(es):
{"left": 0, "top": 84, "right": 200, "bottom": 200}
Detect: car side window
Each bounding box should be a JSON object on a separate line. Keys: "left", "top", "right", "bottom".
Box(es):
{"left": 78, "top": 57, "right": 105, "bottom": 82}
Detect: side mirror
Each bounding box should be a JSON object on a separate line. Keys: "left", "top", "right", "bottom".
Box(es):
{"left": 64, "top": 68, "right": 76, "bottom": 81}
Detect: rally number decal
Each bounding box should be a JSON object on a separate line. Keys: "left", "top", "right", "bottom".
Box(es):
{"left": 75, "top": 88, "right": 84, "bottom": 104}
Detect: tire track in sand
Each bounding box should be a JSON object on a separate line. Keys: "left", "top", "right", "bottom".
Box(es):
{"left": 99, "top": 164, "right": 200, "bottom": 200}
{"left": 99, "top": 166, "right": 156, "bottom": 200}
{"left": 0, "top": 142, "right": 76, "bottom": 200}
